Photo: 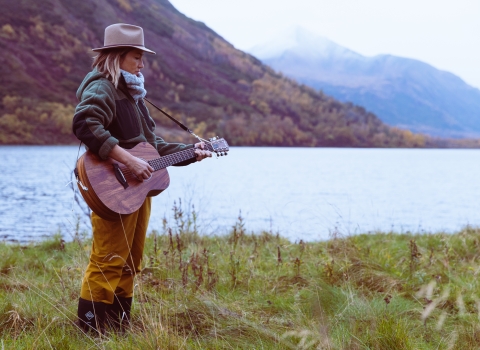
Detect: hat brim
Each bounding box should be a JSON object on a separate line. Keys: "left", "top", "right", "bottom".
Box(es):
{"left": 92, "top": 45, "right": 156, "bottom": 54}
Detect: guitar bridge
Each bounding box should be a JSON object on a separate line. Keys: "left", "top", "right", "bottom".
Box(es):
{"left": 113, "top": 164, "right": 129, "bottom": 189}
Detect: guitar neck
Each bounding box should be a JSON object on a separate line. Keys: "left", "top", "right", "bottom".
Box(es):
{"left": 146, "top": 138, "right": 228, "bottom": 171}
{"left": 147, "top": 147, "right": 198, "bottom": 171}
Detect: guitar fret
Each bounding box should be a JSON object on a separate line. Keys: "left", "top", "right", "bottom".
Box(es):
{"left": 146, "top": 140, "right": 227, "bottom": 172}
{"left": 148, "top": 149, "right": 196, "bottom": 171}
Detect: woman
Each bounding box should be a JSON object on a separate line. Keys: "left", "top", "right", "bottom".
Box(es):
{"left": 72, "top": 23, "right": 211, "bottom": 334}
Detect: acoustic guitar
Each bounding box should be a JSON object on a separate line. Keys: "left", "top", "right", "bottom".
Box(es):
{"left": 75, "top": 138, "right": 229, "bottom": 221}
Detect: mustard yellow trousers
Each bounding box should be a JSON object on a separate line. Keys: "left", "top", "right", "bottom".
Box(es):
{"left": 80, "top": 198, "right": 151, "bottom": 304}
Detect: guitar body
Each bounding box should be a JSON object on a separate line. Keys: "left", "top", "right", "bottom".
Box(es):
{"left": 76, "top": 142, "right": 170, "bottom": 221}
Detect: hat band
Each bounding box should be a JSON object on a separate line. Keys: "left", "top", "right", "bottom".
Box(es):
{"left": 101, "top": 43, "right": 145, "bottom": 48}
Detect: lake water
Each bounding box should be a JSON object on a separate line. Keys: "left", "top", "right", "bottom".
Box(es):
{"left": 1, "top": 146, "right": 480, "bottom": 243}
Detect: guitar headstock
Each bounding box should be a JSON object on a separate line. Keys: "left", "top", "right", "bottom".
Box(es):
{"left": 206, "top": 137, "right": 229, "bottom": 156}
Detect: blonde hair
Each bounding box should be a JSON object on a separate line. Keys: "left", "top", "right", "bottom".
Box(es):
{"left": 92, "top": 48, "right": 131, "bottom": 88}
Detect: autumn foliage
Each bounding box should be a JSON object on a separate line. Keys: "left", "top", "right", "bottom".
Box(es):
{"left": 0, "top": 0, "right": 477, "bottom": 148}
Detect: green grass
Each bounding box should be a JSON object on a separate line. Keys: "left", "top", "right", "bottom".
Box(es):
{"left": 2, "top": 212, "right": 480, "bottom": 349}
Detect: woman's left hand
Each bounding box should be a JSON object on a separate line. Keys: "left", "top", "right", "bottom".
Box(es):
{"left": 194, "top": 142, "right": 212, "bottom": 161}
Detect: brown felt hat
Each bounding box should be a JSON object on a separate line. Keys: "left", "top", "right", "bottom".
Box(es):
{"left": 92, "top": 23, "right": 156, "bottom": 54}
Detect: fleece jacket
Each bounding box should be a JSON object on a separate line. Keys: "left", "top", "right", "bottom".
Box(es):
{"left": 72, "top": 68, "right": 195, "bottom": 164}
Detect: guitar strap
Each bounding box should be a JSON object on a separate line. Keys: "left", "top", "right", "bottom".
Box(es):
{"left": 144, "top": 98, "right": 205, "bottom": 142}
{"left": 70, "top": 141, "right": 88, "bottom": 213}
{"left": 73, "top": 141, "right": 87, "bottom": 191}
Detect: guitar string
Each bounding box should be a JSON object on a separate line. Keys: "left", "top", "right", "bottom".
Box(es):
{"left": 116, "top": 148, "right": 198, "bottom": 178}
{"left": 113, "top": 142, "right": 223, "bottom": 178}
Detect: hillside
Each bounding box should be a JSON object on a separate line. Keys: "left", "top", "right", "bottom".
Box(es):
{"left": 250, "top": 27, "right": 480, "bottom": 139}
{"left": 0, "top": 0, "right": 473, "bottom": 147}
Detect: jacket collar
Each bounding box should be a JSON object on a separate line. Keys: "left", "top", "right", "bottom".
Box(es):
{"left": 117, "top": 74, "right": 136, "bottom": 103}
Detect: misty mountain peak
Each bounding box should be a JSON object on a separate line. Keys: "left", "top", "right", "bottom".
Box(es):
{"left": 249, "top": 26, "right": 361, "bottom": 61}
{"left": 254, "top": 26, "right": 480, "bottom": 138}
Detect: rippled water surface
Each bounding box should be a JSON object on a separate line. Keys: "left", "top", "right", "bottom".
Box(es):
{"left": 1, "top": 146, "right": 480, "bottom": 242}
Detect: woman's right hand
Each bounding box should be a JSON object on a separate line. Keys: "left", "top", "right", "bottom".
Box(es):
{"left": 109, "top": 145, "right": 154, "bottom": 181}
{"left": 125, "top": 156, "right": 154, "bottom": 181}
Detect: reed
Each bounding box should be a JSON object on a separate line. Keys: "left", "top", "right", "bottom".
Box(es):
{"left": 2, "top": 205, "right": 480, "bottom": 349}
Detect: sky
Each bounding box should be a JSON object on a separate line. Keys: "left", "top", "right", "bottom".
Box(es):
{"left": 169, "top": 0, "right": 480, "bottom": 89}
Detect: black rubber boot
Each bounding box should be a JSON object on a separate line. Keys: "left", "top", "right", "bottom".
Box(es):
{"left": 106, "top": 296, "right": 132, "bottom": 332}
{"left": 77, "top": 298, "right": 107, "bottom": 335}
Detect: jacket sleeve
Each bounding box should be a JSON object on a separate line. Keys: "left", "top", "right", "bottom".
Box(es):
{"left": 72, "top": 80, "right": 119, "bottom": 160}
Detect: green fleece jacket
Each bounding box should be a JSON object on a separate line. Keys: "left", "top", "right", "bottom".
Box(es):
{"left": 72, "top": 68, "right": 195, "bottom": 164}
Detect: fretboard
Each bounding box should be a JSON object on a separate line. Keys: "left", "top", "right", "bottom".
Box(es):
{"left": 148, "top": 148, "right": 197, "bottom": 171}
{"left": 148, "top": 142, "right": 217, "bottom": 170}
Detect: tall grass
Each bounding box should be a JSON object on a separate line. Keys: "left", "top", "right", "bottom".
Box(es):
{"left": 2, "top": 203, "right": 480, "bottom": 348}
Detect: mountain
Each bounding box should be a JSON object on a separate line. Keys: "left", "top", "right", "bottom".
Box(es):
{"left": 250, "top": 27, "right": 480, "bottom": 138}
{"left": 0, "top": 0, "right": 475, "bottom": 147}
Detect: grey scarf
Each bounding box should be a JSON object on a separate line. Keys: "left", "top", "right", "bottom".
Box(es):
{"left": 121, "top": 70, "right": 147, "bottom": 102}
